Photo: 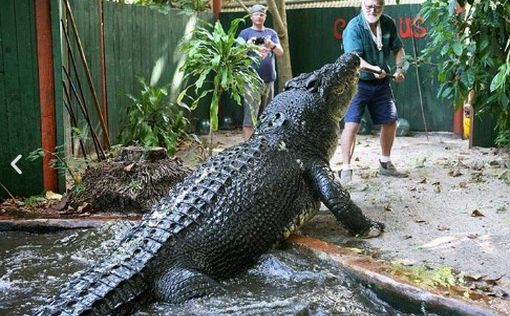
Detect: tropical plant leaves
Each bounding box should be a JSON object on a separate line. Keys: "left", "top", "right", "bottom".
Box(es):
{"left": 120, "top": 78, "right": 189, "bottom": 155}
{"left": 178, "top": 18, "right": 263, "bottom": 134}
{"left": 420, "top": 0, "right": 510, "bottom": 146}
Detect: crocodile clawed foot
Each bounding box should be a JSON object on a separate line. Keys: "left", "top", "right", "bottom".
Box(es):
{"left": 360, "top": 220, "right": 385, "bottom": 239}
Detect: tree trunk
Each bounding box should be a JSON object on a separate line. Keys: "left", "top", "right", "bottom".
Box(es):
{"left": 266, "top": 0, "right": 292, "bottom": 91}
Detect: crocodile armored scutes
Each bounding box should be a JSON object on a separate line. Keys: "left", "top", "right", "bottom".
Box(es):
{"left": 34, "top": 52, "right": 383, "bottom": 315}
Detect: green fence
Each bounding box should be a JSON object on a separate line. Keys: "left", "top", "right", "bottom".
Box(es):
{"left": 0, "top": 0, "right": 44, "bottom": 197}
{"left": 66, "top": 1, "right": 211, "bottom": 148}
{"left": 0, "top": 0, "right": 210, "bottom": 198}
{"left": 219, "top": 4, "right": 453, "bottom": 132}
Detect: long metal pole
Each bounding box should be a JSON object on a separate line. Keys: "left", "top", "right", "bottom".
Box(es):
{"left": 411, "top": 29, "right": 429, "bottom": 141}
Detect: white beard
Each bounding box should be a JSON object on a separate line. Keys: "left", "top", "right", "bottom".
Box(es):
{"left": 362, "top": 11, "right": 382, "bottom": 24}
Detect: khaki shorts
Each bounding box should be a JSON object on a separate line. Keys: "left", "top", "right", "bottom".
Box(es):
{"left": 243, "top": 82, "right": 274, "bottom": 128}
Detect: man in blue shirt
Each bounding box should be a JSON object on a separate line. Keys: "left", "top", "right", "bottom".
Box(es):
{"left": 239, "top": 4, "right": 284, "bottom": 140}
{"left": 340, "top": 0, "right": 408, "bottom": 183}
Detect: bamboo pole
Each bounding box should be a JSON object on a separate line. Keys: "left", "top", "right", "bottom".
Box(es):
{"left": 63, "top": 0, "right": 111, "bottom": 147}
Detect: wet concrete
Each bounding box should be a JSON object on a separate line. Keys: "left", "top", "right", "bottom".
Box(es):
{"left": 290, "top": 234, "right": 501, "bottom": 316}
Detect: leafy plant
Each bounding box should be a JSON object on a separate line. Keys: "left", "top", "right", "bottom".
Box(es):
{"left": 178, "top": 18, "right": 262, "bottom": 154}
{"left": 27, "top": 145, "right": 84, "bottom": 185}
{"left": 172, "top": 0, "right": 208, "bottom": 14}
{"left": 420, "top": 0, "right": 510, "bottom": 146}
{"left": 120, "top": 77, "right": 190, "bottom": 155}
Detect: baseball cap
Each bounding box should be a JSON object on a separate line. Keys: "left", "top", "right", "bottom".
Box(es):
{"left": 250, "top": 4, "right": 267, "bottom": 14}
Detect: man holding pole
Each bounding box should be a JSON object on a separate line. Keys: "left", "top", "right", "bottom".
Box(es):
{"left": 339, "top": 0, "right": 408, "bottom": 184}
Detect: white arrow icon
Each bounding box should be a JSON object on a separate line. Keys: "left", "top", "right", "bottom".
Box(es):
{"left": 11, "top": 154, "right": 22, "bottom": 175}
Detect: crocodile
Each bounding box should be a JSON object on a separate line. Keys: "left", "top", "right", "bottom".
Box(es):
{"left": 35, "top": 52, "right": 384, "bottom": 315}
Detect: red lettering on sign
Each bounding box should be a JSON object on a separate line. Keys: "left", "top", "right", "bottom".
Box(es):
{"left": 333, "top": 16, "right": 428, "bottom": 40}
{"left": 333, "top": 18, "right": 346, "bottom": 40}
{"left": 412, "top": 17, "right": 427, "bottom": 38}
{"left": 399, "top": 17, "right": 413, "bottom": 38}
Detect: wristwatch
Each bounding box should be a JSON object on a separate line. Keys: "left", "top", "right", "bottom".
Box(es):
{"left": 271, "top": 45, "right": 276, "bottom": 51}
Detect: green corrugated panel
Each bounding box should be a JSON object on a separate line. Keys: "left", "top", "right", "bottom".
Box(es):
{"left": 385, "top": 4, "right": 452, "bottom": 132}
{"left": 220, "top": 4, "right": 453, "bottom": 132}
{"left": 103, "top": 4, "right": 213, "bottom": 142}
{"left": 0, "top": 0, "right": 43, "bottom": 198}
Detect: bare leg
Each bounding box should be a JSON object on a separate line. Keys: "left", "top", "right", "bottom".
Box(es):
{"left": 341, "top": 122, "right": 361, "bottom": 166}
{"left": 378, "top": 120, "right": 407, "bottom": 177}
{"left": 243, "top": 127, "right": 254, "bottom": 141}
{"left": 380, "top": 121, "right": 397, "bottom": 157}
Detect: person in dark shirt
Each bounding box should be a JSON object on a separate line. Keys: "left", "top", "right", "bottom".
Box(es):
{"left": 238, "top": 4, "right": 284, "bottom": 140}
{"left": 339, "top": 0, "right": 408, "bottom": 183}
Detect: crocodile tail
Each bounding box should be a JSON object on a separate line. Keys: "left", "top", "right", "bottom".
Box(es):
{"left": 34, "top": 226, "right": 167, "bottom": 315}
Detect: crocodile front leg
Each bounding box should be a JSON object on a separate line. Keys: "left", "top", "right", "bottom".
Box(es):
{"left": 307, "top": 161, "right": 384, "bottom": 236}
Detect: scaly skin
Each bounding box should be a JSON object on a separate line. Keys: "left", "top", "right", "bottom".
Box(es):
{"left": 34, "top": 52, "right": 383, "bottom": 316}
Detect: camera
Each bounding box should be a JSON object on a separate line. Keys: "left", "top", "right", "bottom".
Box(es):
{"left": 253, "top": 37, "right": 266, "bottom": 45}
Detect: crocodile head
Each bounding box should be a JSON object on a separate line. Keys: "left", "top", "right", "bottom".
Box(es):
{"left": 316, "top": 52, "right": 360, "bottom": 118}
{"left": 283, "top": 52, "right": 360, "bottom": 119}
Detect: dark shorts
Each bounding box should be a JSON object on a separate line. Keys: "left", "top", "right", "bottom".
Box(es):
{"left": 343, "top": 79, "right": 398, "bottom": 125}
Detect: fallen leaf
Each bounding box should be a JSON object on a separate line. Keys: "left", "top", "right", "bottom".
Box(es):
{"left": 448, "top": 168, "right": 462, "bottom": 177}
{"left": 45, "top": 191, "right": 62, "bottom": 201}
{"left": 415, "top": 219, "right": 427, "bottom": 223}
{"left": 437, "top": 225, "right": 450, "bottom": 231}
{"left": 467, "top": 233, "right": 479, "bottom": 239}
{"left": 77, "top": 202, "right": 92, "bottom": 214}
{"left": 124, "top": 163, "right": 135, "bottom": 172}
{"left": 416, "top": 177, "right": 427, "bottom": 184}
{"left": 488, "top": 160, "right": 501, "bottom": 167}
{"left": 432, "top": 181, "right": 441, "bottom": 193}
{"left": 47, "top": 196, "right": 69, "bottom": 213}
{"left": 471, "top": 209, "right": 485, "bottom": 217}
{"left": 384, "top": 204, "right": 393, "bottom": 212}
{"left": 464, "top": 274, "right": 487, "bottom": 282}
{"left": 471, "top": 161, "right": 485, "bottom": 171}
{"left": 484, "top": 275, "right": 504, "bottom": 285}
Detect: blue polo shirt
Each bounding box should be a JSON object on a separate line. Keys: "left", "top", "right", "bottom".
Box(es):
{"left": 343, "top": 13, "right": 403, "bottom": 81}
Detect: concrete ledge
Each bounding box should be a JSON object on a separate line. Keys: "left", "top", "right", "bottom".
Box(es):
{"left": 0, "top": 218, "right": 107, "bottom": 232}
{"left": 289, "top": 234, "right": 502, "bottom": 316}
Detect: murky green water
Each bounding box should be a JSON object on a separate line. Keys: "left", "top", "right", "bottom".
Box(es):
{"left": 1, "top": 222, "right": 410, "bottom": 315}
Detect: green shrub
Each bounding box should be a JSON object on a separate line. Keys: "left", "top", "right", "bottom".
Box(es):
{"left": 120, "top": 78, "right": 189, "bottom": 155}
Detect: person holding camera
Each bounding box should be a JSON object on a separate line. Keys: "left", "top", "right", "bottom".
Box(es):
{"left": 239, "top": 4, "right": 284, "bottom": 140}
{"left": 339, "top": 0, "right": 408, "bottom": 184}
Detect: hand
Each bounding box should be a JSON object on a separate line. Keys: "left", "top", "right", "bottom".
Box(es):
{"left": 264, "top": 38, "right": 275, "bottom": 49}
{"left": 258, "top": 46, "right": 270, "bottom": 58}
{"left": 393, "top": 69, "right": 405, "bottom": 82}
{"left": 374, "top": 67, "right": 387, "bottom": 79}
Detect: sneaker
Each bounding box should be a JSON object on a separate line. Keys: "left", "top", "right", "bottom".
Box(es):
{"left": 379, "top": 161, "right": 408, "bottom": 178}
{"left": 339, "top": 169, "right": 353, "bottom": 185}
